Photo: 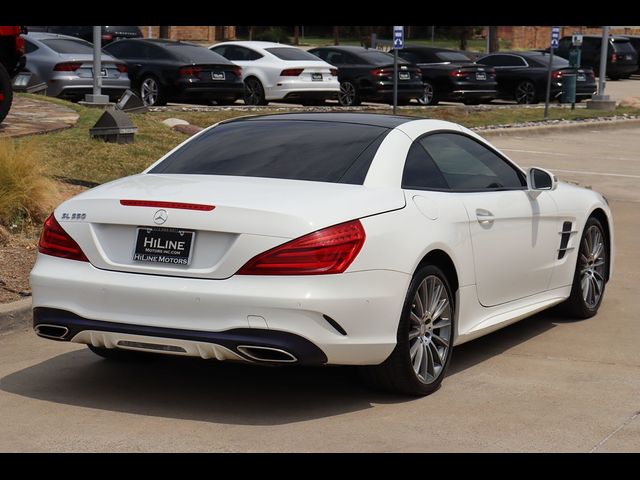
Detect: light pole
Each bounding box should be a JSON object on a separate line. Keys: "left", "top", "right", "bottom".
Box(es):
{"left": 84, "top": 26, "right": 109, "bottom": 104}
{"left": 587, "top": 26, "right": 616, "bottom": 110}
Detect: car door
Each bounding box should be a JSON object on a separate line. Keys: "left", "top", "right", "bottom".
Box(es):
{"left": 479, "top": 54, "right": 528, "bottom": 97}
{"left": 418, "top": 132, "right": 558, "bottom": 307}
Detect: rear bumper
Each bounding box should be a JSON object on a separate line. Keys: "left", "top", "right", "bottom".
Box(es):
{"left": 34, "top": 307, "right": 328, "bottom": 365}
{"left": 30, "top": 253, "right": 410, "bottom": 365}
{"left": 448, "top": 89, "right": 497, "bottom": 100}
{"left": 175, "top": 81, "right": 245, "bottom": 99}
{"left": 48, "top": 78, "right": 130, "bottom": 98}
{"left": 267, "top": 79, "right": 340, "bottom": 101}
{"left": 607, "top": 63, "right": 637, "bottom": 77}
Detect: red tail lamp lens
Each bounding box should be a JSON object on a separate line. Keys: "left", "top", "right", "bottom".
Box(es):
{"left": 237, "top": 220, "right": 366, "bottom": 276}
{"left": 38, "top": 214, "right": 88, "bottom": 262}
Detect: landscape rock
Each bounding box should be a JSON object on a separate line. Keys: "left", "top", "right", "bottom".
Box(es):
{"left": 172, "top": 124, "right": 204, "bottom": 136}
{"left": 161, "top": 118, "right": 190, "bottom": 128}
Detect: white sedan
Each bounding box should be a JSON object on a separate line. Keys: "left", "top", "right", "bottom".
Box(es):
{"left": 31, "top": 113, "right": 613, "bottom": 396}
{"left": 208, "top": 41, "right": 340, "bottom": 105}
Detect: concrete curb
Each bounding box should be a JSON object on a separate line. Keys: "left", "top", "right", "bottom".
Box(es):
{"left": 479, "top": 118, "right": 640, "bottom": 137}
{"left": 0, "top": 298, "right": 32, "bottom": 334}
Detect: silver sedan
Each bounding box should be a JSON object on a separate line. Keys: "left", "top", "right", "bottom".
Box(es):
{"left": 22, "top": 32, "right": 130, "bottom": 101}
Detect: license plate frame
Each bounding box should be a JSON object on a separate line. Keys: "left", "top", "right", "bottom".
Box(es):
{"left": 577, "top": 73, "right": 586, "bottom": 82}
{"left": 398, "top": 71, "right": 410, "bottom": 80}
{"left": 211, "top": 71, "right": 225, "bottom": 81}
{"left": 311, "top": 72, "right": 323, "bottom": 81}
{"left": 133, "top": 227, "right": 195, "bottom": 266}
{"left": 476, "top": 72, "right": 487, "bottom": 81}
{"left": 92, "top": 68, "right": 108, "bottom": 77}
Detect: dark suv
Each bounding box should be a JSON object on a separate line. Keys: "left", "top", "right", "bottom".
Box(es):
{"left": 0, "top": 25, "right": 26, "bottom": 123}
{"left": 27, "top": 26, "right": 142, "bottom": 45}
{"left": 555, "top": 35, "right": 638, "bottom": 79}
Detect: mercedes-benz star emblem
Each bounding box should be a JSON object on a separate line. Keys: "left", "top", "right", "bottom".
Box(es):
{"left": 154, "top": 209, "right": 168, "bottom": 225}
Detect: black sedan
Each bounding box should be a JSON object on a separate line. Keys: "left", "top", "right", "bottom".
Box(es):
{"left": 308, "top": 46, "right": 423, "bottom": 106}
{"left": 103, "top": 39, "right": 245, "bottom": 106}
{"left": 396, "top": 46, "right": 497, "bottom": 105}
{"left": 477, "top": 51, "right": 597, "bottom": 104}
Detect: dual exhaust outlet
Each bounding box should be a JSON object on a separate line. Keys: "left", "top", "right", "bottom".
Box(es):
{"left": 34, "top": 324, "right": 298, "bottom": 363}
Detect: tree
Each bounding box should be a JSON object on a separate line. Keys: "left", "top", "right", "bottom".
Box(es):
{"left": 293, "top": 26, "right": 299, "bottom": 45}
{"left": 333, "top": 26, "right": 340, "bottom": 45}
{"left": 488, "top": 26, "right": 499, "bottom": 52}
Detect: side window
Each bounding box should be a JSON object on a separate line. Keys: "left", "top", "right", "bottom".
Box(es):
{"left": 310, "top": 49, "right": 328, "bottom": 61}
{"left": 402, "top": 142, "right": 449, "bottom": 190}
{"left": 420, "top": 133, "right": 526, "bottom": 191}
{"left": 398, "top": 51, "right": 421, "bottom": 64}
{"left": 210, "top": 45, "right": 227, "bottom": 57}
{"left": 325, "top": 50, "right": 346, "bottom": 65}
{"left": 477, "top": 55, "right": 503, "bottom": 66}
{"left": 24, "top": 39, "right": 39, "bottom": 54}
{"left": 235, "top": 46, "right": 263, "bottom": 61}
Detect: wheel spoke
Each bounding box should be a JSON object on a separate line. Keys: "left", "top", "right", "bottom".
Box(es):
{"left": 409, "top": 339, "right": 420, "bottom": 360}
{"left": 581, "top": 275, "right": 590, "bottom": 302}
{"left": 410, "top": 311, "right": 422, "bottom": 326}
{"left": 425, "top": 340, "right": 435, "bottom": 378}
{"left": 432, "top": 318, "right": 451, "bottom": 330}
{"left": 412, "top": 340, "right": 424, "bottom": 371}
{"left": 431, "top": 332, "right": 449, "bottom": 348}
{"left": 413, "top": 289, "right": 425, "bottom": 318}
{"left": 431, "top": 298, "right": 448, "bottom": 321}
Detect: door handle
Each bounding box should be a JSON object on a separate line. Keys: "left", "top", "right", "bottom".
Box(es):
{"left": 476, "top": 209, "right": 495, "bottom": 224}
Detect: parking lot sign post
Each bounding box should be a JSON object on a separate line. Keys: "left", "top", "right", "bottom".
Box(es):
{"left": 544, "top": 26, "right": 560, "bottom": 119}
{"left": 84, "top": 26, "right": 108, "bottom": 104}
{"left": 393, "top": 26, "right": 404, "bottom": 115}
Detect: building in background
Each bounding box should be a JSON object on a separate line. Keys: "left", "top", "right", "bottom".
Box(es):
{"left": 140, "top": 26, "right": 237, "bottom": 43}
{"left": 490, "top": 26, "right": 640, "bottom": 50}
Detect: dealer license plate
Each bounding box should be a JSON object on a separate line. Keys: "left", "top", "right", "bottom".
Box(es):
{"left": 399, "top": 72, "right": 410, "bottom": 80}
{"left": 133, "top": 227, "right": 194, "bottom": 266}
{"left": 476, "top": 72, "right": 487, "bottom": 80}
{"left": 212, "top": 71, "right": 225, "bottom": 80}
{"left": 311, "top": 73, "right": 323, "bottom": 81}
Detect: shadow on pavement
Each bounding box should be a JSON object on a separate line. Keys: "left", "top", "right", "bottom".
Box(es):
{"left": 1, "top": 310, "right": 563, "bottom": 425}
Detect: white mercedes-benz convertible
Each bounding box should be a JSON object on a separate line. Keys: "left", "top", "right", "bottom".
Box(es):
{"left": 31, "top": 113, "right": 613, "bottom": 396}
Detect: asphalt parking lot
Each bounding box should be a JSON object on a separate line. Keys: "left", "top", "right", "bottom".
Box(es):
{"left": 0, "top": 124, "right": 638, "bottom": 452}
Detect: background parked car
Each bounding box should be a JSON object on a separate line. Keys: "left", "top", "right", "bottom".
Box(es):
{"left": 396, "top": 46, "right": 497, "bottom": 105}
{"left": 27, "top": 26, "right": 142, "bottom": 45}
{"left": 23, "top": 32, "right": 130, "bottom": 102}
{"left": 554, "top": 35, "right": 637, "bottom": 80}
{"left": 104, "top": 39, "right": 244, "bottom": 106}
{"left": 0, "top": 25, "right": 25, "bottom": 123}
{"left": 477, "top": 51, "right": 597, "bottom": 104}
{"left": 620, "top": 36, "right": 640, "bottom": 74}
{"left": 210, "top": 41, "right": 339, "bottom": 106}
{"left": 309, "top": 46, "right": 423, "bottom": 106}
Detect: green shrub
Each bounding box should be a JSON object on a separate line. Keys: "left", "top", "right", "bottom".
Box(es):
{"left": 254, "top": 27, "right": 291, "bottom": 44}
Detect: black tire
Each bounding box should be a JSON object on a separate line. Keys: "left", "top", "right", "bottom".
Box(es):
{"left": 244, "top": 77, "right": 268, "bottom": 105}
{"left": 214, "top": 96, "right": 238, "bottom": 106}
{"left": 515, "top": 80, "right": 538, "bottom": 104}
{"left": 359, "top": 265, "right": 455, "bottom": 396}
{"left": 559, "top": 216, "right": 608, "bottom": 319}
{"left": 139, "top": 75, "right": 167, "bottom": 106}
{"left": 338, "top": 80, "right": 361, "bottom": 106}
{"left": 417, "top": 81, "right": 439, "bottom": 106}
{"left": 88, "top": 345, "right": 159, "bottom": 362}
{"left": 0, "top": 64, "right": 13, "bottom": 124}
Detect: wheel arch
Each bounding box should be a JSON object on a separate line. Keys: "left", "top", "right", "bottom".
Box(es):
{"left": 414, "top": 249, "right": 460, "bottom": 295}
{"left": 588, "top": 207, "right": 612, "bottom": 282}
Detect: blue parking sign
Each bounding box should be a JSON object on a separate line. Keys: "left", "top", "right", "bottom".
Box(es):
{"left": 393, "top": 26, "right": 404, "bottom": 49}
{"left": 551, "top": 26, "right": 560, "bottom": 49}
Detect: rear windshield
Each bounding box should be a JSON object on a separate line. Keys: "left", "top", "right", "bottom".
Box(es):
{"left": 41, "top": 38, "right": 94, "bottom": 54}
{"left": 612, "top": 40, "right": 636, "bottom": 54}
{"left": 265, "top": 47, "right": 321, "bottom": 61}
{"left": 435, "top": 51, "right": 472, "bottom": 62}
{"left": 150, "top": 120, "right": 388, "bottom": 184}
{"left": 360, "top": 49, "right": 408, "bottom": 64}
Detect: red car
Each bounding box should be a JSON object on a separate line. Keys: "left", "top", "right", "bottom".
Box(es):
{"left": 0, "top": 25, "right": 26, "bottom": 123}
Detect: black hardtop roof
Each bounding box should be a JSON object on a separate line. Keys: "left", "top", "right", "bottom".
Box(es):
{"left": 226, "top": 112, "right": 418, "bottom": 129}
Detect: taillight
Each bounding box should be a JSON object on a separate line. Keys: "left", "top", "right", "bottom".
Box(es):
{"left": 551, "top": 70, "right": 563, "bottom": 80}
{"left": 54, "top": 62, "right": 82, "bottom": 72}
{"left": 370, "top": 68, "right": 387, "bottom": 76}
{"left": 0, "top": 26, "right": 20, "bottom": 36}
{"left": 611, "top": 53, "right": 618, "bottom": 63}
{"left": 449, "top": 69, "right": 467, "bottom": 78}
{"left": 15, "top": 35, "right": 25, "bottom": 56}
{"left": 280, "top": 68, "right": 304, "bottom": 77}
{"left": 232, "top": 66, "right": 242, "bottom": 77}
{"left": 415, "top": 68, "right": 422, "bottom": 76}
{"left": 38, "top": 213, "right": 88, "bottom": 262}
{"left": 330, "top": 68, "right": 338, "bottom": 76}
{"left": 237, "top": 219, "right": 366, "bottom": 276}
{"left": 179, "top": 66, "right": 202, "bottom": 76}
{"left": 116, "top": 63, "right": 128, "bottom": 73}
{"left": 101, "top": 34, "right": 113, "bottom": 41}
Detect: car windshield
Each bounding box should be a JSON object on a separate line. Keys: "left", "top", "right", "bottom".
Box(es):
{"left": 40, "top": 38, "right": 94, "bottom": 54}
{"left": 265, "top": 47, "right": 321, "bottom": 61}
{"left": 612, "top": 40, "right": 636, "bottom": 54}
{"left": 150, "top": 120, "right": 388, "bottom": 184}
{"left": 435, "top": 51, "right": 472, "bottom": 62}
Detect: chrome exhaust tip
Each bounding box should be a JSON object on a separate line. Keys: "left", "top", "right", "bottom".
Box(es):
{"left": 237, "top": 345, "right": 298, "bottom": 363}
{"left": 35, "top": 324, "right": 69, "bottom": 340}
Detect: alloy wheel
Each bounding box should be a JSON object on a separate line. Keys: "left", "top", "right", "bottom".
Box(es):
{"left": 579, "top": 225, "right": 607, "bottom": 309}
{"left": 244, "top": 78, "right": 264, "bottom": 105}
{"left": 418, "top": 83, "right": 434, "bottom": 105}
{"left": 141, "top": 77, "right": 159, "bottom": 106}
{"left": 408, "top": 275, "right": 452, "bottom": 384}
{"left": 339, "top": 81, "right": 356, "bottom": 106}
{"left": 515, "top": 81, "right": 536, "bottom": 104}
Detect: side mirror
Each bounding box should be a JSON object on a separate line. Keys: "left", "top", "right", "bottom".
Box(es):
{"left": 527, "top": 167, "right": 557, "bottom": 193}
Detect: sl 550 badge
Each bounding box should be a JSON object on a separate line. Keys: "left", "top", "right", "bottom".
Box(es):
{"left": 60, "top": 212, "right": 87, "bottom": 221}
